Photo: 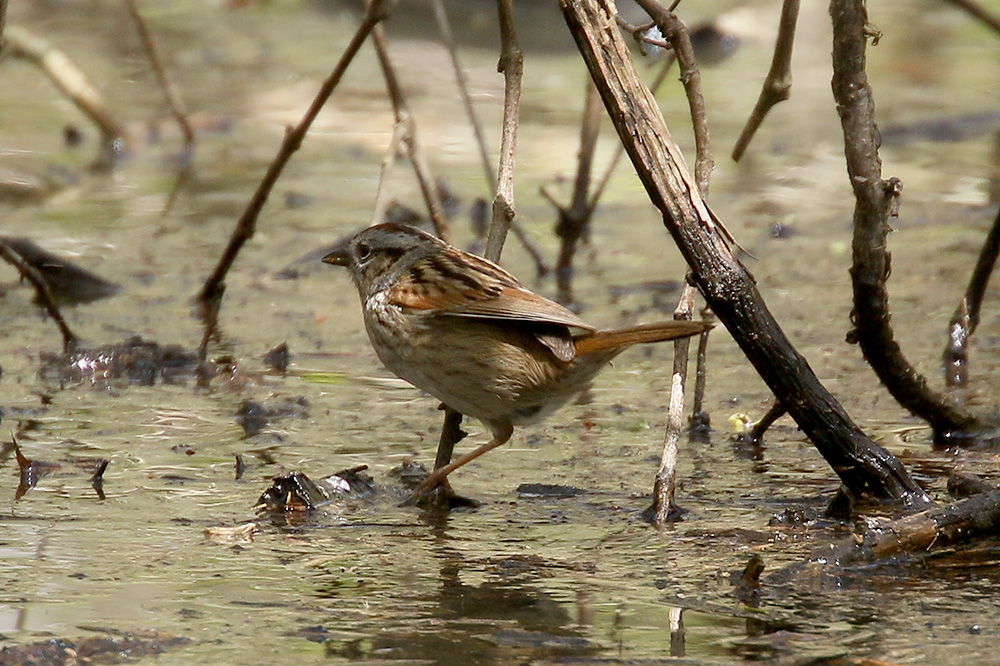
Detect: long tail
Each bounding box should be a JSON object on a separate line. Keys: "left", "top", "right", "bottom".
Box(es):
{"left": 573, "top": 320, "right": 711, "bottom": 357}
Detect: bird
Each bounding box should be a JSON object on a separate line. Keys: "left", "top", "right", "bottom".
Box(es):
{"left": 323, "top": 223, "right": 710, "bottom": 501}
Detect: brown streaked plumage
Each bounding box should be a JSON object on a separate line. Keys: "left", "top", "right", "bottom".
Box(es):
{"left": 323, "top": 223, "right": 710, "bottom": 500}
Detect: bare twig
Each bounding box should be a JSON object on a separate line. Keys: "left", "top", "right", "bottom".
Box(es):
{"left": 124, "top": 0, "right": 195, "bottom": 152}
{"left": 649, "top": 283, "right": 698, "bottom": 525}
{"left": 430, "top": 0, "right": 545, "bottom": 272}
{"left": 484, "top": 0, "right": 524, "bottom": 262}
{"left": 370, "top": 22, "right": 449, "bottom": 241}
{"left": 732, "top": 0, "right": 800, "bottom": 162}
{"left": 4, "top": 25, "right": 126, "bottom": 169}
{"left": 0, "top": 240, "right": 79, "bottom": 353}
{"left": 940, "top": 0, "right": 1000, "bottom": 35}
{"left": 831, "top": 0, "right": 985, "bottom": 441}
{"left": 944, "top": 205, "right": 1000, "bottom": 385}
{"left": 196, "top": 0, "right": 393, "bottom": 311}
{"left": 371, "top": 120, "right": 407, "bottom": 225}
{"left": 690, "top": 304, "right": 714, "bottom": 423}
{"left": 633, "top": 0, "right": 713, "bottom": 194}
{"left": 431, "top": 0, "right": 494, "bottom": 189}
{"left": 551, "top": 79, "right": 602, "bottom": 305}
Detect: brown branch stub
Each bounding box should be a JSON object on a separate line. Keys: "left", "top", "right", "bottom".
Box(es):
{"left": 0, "top": 240, "right": 79, "bottom": 353}
{"left": 484, "top": 0, "right": 523, "bottom": 263}
{"left": 943, "top": 205, "right": 1000, "bottom": 386}
{"left": 562, "top": 0, "right": 928, "bottom": 505}
{"left": 196, "top": 0, "right": 393, "bottom": 309}
{"left": 732, "top": 0, "right": 800, "bottom": 162}
{"left": 831, "top": 0, "right": 985, "bottom": 441}
{"left": 124, "top": 0, "right": 195, "bottom": 150}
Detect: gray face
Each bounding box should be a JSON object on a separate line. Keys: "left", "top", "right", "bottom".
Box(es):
{"left": 322, "top": 224, "right": 443, "bottom": 299}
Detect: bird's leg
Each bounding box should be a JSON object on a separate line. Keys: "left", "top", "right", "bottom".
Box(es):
{"left": 406, "top": 422, "right": 514, "bottom": 502}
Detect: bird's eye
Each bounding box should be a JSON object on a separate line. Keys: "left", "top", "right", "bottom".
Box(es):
{"left": 356, "top": 242, "right": 372, "bottom": 263}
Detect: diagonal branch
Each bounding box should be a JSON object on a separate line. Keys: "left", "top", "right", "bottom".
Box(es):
{"left": 196, "top": 0, "right": 393, "bottom": 311}
{"left": 562, "top": 0, "right": 928, "bottom": 505}
{"left": 732, "top": 0, "right": 800, "bottom": 162}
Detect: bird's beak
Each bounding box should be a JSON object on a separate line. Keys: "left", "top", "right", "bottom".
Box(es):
{"left": 321, "top": 244, "right": 350, "bottom": 266}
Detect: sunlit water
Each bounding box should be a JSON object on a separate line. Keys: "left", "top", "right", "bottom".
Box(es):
{"left": 1, "top": 1, "right": 999, "bottom": 664}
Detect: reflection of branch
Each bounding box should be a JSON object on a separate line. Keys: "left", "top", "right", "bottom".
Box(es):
{"left": 732, "top": 0, "right": 800, "bottom": 162}
{"left": 4, "top": 25, "right": 126, "bottom": 169}
{"left": 124, "top": 0, "right": 195, "bottom": 152}
{"left": 941, "top": 0, "right": 1000, "bottom": 35}
{"left": 944, "top": 206, "right": 1000, "bottom": 385}
{"left": 371, "top": 23, "right": 450, "bottom": 241}
{"left": 196, "top": 0, "right": 392, "bottom": 311}
{"left": 0, "top": 239, "right": 78, "bottom": 353}
{"left": 484, "top": 0, "right": 523, "bottom": 262}
{"left": 832, "top": 0, "right": 984, "bottom": 440}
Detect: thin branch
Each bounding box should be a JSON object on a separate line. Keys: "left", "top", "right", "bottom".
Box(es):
{"left": 689, "top": 304, "right": 714, "bottom": 423}
{"left": 431, "top": 0, "right": 494, "bottom": 190}
{"left": 633, "top": 0, "right": 713, "bottom": 195}
{"left": 944, "top": 205, "right": 1000, "bottom": 385}
{"left": 370, "top": 21, "right": 450, "bottom": 241}
{"left": 484, "top": 0, "right": 523, "bottom": 262}
{"left": 430, "top": 0, "right": 545, "bottom": 272}
{"left": 553, "top": 78, "right": 602, "bottom": 305}
{"left": 732, "top": 0, "right": 800, "bottom": 162}
{"left": 124, "top": 0, "right": 195, "bottom": 152}
{"left": 648, "top": 283, "right": 698, "bottom": 525}
{"left": 940, "top": 0, "right": 1000, "bottom": 36}
{"left": 4, "top": 25, "right": 126, "bottom": 169}
{"left": 196, "top": 0, "right": 392, "bottom": 310}
{"left": 0, "top": 240, "right": 79, "bottom": 353}
{"left": 370, "top": 121, "right": 407, "bottom": 225}
{"left": 831, "top": 0, "right": 985, "bottom": 440}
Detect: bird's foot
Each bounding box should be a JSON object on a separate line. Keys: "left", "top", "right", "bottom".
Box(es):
{"left": 401, "top": 476, "right": 479, "bottom": 510}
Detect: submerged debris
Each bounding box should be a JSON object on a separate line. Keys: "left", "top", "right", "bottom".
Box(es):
{"left": 39, "top": 336, "right": 198, "bottom": 387}
{"left": 255, "top": 466, "right": 375, "bottom": 512}
{"left": 235, "top": 395, "right": 309, "bottom": 437}
{"left": 0, "top": 630, "right": 190, "bottom": 665}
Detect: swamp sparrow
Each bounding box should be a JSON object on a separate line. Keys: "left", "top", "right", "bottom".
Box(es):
{"left": 323, "top": 223, "right": 709, "bottom": 498}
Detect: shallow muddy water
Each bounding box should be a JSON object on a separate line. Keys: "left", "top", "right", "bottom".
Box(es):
{"left": 2, "top": 1, "right": 1000, "bottom": 664}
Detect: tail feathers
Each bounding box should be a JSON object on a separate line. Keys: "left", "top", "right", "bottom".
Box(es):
{"left": 573, "top": 320, "right": 711, "bottom": 357}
